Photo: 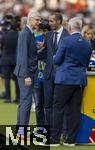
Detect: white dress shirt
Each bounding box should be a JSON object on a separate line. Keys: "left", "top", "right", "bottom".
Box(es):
{"left": 56, "top": 26, "right": 63, "bottom": 44}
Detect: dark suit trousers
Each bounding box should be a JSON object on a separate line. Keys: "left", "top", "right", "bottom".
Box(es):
{"left": 17, "top": 77, "right": 33, "bottom": 125}
{"left": 51, "top": 84, "right": 84, "bottom": 143}
{"left": 2, "top": 65, "right": 19, "bottom": 101}
{"left": 33, "top": 82, "right": 45, "bottom": 126}
{"left": 44, "top": 70, "right": 69, "bottom": 134}
{"left": 43, "top": 70, "right": 54, "bottom": 126}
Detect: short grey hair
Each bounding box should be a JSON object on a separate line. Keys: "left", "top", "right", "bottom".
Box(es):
{"left": 68, "top": 17, "right": 83, "bottom": 31}
{"left": 27, "top": 10, "right": 40, "bottom": 22}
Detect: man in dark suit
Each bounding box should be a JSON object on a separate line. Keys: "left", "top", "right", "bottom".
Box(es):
{"left": 43, "top": 13, "right": 69, "bottom": 128}
{"left": 49, "top": 17, "right": 92, "bottom": 146}
{"left": 14, "top": 11, "right": 41, "bottom": 133}
{"left": 0, "top": 20, "right": 19, "bottom": 103}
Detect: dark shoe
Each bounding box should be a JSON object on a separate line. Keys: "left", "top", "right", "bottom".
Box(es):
{"left": 37, "top": 137, "right": 60, "bottom": 147}
{"left": 63, "top": 138, "right": 75, "bottom": 147}
{"left": 49, "top": 142, "right": 60, "bottom": 147}
{"left": 63, "top": 142, "right": 75, "bottom": 146}
{"left": 45, "top": 138, "right": 60, "bottom": 147}
{"left": 13, "top": 100, "right": 18, "bottom": 104}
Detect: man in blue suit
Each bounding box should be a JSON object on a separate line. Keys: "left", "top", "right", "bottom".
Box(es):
{"left": 14, "top": 11, "right": 41, "bottom": 132}
{"left": 49, "top": 17, "right": 92, "bottom": 146}
{"left": 43, "top": 13, "right": 69, "bottom": 129}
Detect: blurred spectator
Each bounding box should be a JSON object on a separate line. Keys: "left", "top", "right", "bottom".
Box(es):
{"left": 82, "top": 25, "right": 95, "bottom": 71}
{"left": 82, "top": 25, "right": 95, "bottom": 50}
{"left": 0, "top": 15, "right": 20, "bottom": 103}
{"left": 62, "top": 15, "right": 68, "bottom": 29}
{"left": 20, "top": 16, "right": 27, "bottom": 29}
{"left": 0, "top": 19, "right": 7, "bottom": 99}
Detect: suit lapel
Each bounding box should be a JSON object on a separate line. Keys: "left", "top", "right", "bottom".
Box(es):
{"left": 50, "top": 32, "right": 53, "bottom": 44}
{"left": 58, "top": 28, "right": 68, "bottom": 45}
{"left": 49, "top": 32, "right": 54, "bottom": 51}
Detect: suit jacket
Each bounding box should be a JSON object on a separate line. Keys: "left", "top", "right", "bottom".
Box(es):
{"left": 44, "top": 27, "right": 69, "bottom": 79}
{"left": 53, "top": 33, "right": 92, "bottom": 85}
{"left": 14, "top": 26, "right": 38, "bottom": 78}
{"left": 0, "top": 30, "right": 18, "bottom": 65}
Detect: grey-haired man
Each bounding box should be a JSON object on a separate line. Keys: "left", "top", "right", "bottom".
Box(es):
{"left": 14, "top": 11, "right": 41, "bottom": 133}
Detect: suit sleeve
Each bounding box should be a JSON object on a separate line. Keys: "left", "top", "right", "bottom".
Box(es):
{"left": 53, "top": 39, "right": 66, "bottom": 65}
{"left": 26, "top": 32, "right": 38, "bottom": 78}
{"left": 86, "top": 46, "right": 92, "bottom": 68}
{"left": 18, "top": 31, "right": 30, "bottom": 77}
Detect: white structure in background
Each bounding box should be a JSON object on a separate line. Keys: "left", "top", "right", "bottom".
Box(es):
{"left": 59, "top": 0, "right": 66, "bottom": 11}
{"left": 47, "top": 0, "right": 66, "bottom": 11}
{"left": 87, "top": 0, "right": 95, "bottom": 12}
{"left": 13, "top": 3, "right": 22, "bottom": 15}
{"left": 33, "top": 0, "right": 45, "bottom": 10}
{"left": 47, "top": 0, "right": 59, "bottom": 10}
{"left": 64, "top": 0, "right": 77, "bottom": 3}
{"left": 21, "top": 0, "right": 33, "bottom": 4}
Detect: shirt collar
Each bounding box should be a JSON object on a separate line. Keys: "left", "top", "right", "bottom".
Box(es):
{"left": 26, "top": 25, "right": 34, "bottom": 34}
{"left": 71, "top": 31, "right": 81, "bottom": 35}
{"left": 56, "top": 26, "right": 63, "bottom": 34}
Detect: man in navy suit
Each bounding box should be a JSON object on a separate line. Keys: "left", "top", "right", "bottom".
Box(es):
{"left": 43, "top": 13, "right": 69, "bottom": 128}
{"left": 0, "top": 22, "right": 19, "bottom": 103}
{"left": 49, "top": 17, "right": 92, "bottom": 146}
{"left": 14, "top": 11, "right": 41, "bottom": 132}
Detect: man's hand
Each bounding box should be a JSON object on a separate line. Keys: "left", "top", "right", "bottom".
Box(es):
{"left": 25, "top": 77, "right": 32, "bottom": 86}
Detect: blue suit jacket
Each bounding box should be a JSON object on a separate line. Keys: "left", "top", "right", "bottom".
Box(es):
{"left": 53, "top": 33, "right": 92, "bottom": 85}
{"left": 14, "top": 26, "right": 38, "bottom": 78}
{"left": 44, "top": 28, "right": 69, "bottom": 79}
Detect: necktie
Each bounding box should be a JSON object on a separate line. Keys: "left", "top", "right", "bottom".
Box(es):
{"left": 53, "top": 32, "right": 58, "bottom": 54}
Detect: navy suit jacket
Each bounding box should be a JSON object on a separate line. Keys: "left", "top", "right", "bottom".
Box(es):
{"left": 44, "top": 27, "right": 69, "bottom": 79}
{"left": 0, "top": 30, "right": 18, "bottom": 65}
{"left": 53, "top": 33, "right": 92, "bottom": 85}
{"left": 14, "top": 26, "right": 38, "bottom": 78}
